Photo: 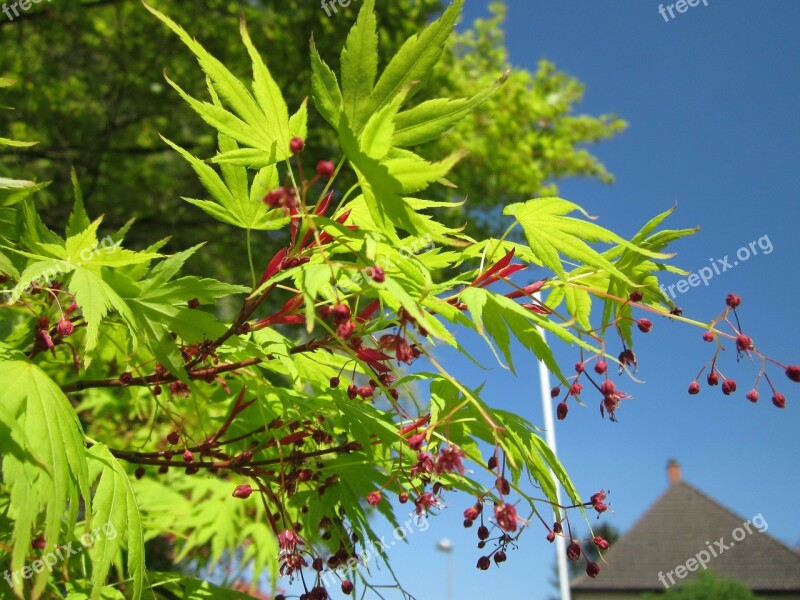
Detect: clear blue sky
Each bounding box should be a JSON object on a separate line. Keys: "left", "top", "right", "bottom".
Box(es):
{"left": 357, "top": 2, "right": 800, "bottom": 599}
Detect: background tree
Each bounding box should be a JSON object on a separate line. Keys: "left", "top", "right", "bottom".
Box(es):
{"left": 643, "top": 570, "right": 764, "bottom": 600}
{"left": 0, "top": 0, "right": 623, "bottom": 280}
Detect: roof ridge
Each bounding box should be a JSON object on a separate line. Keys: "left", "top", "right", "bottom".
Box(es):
{"left": 673, "top": 480, "right": 800, "bottom": 559}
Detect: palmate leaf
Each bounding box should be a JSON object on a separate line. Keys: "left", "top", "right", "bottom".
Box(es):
{"left": 145, "top": 3, "right": 305, "bottom": 168}
{"left": 86, "top": 445, "right": 146, "bottom": 600}
{"left": 0, "top": 361, "right": 91, "bottom": 597}
{"left": 162, "top": 135, "right": 282, "bottom": 230}
{"left": 125, "top": 262, "right": 248, "bottom": 380}
{"left": 601, "top": 205, "right": 698, "bottom": 331}
{"left": 69, "top": 267, "right": 140, "bottom": 356}
{"left": 504, "top": 198, "right": 673, "bottom": 285}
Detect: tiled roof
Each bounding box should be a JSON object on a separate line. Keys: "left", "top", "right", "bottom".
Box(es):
{"left": 571, "top": 480, "right": 800, "bottom": 592}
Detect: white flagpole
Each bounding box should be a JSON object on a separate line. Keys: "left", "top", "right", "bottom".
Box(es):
{"left": 534, "top": 292, "right": 571, "bottom": 600}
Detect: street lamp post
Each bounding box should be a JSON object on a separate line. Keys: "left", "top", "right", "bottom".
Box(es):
{"left": 535, "top": 293, "right": 572, "bottom": 600}
{"left": 436, "top": 538, "right": 454, "bottom": 600}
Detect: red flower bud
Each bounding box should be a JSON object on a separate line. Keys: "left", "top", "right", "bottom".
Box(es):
{"left": 341, "top": 580, "right": 354, "bottom": 595}
{"left": 772, "top": 392, "right": 786, "bottom": 409}
{"left": 332, "top": 303, "right": 351, "bottom": 323}
{"left": 477, "top": 525, "right": 490, "bottom": 540}
{"left": 232, "top": 484, "right": 253, "bottom": 499}
{"left": 722, "top": 379, "right": 737, "bottom": 395}
{"left": 707, "top": 371, "right": 719, "bottom": 386}
{"left": 183, "top": 450, "right": 194, "bottom": 463}
{"left": 726, "top": 293, "right": 741, "bottom": 308}
{"left": 736, "top": 335, "right": 752, "bottom": 352}
{"left": 368, "top": 265, "right": 385, "bottom": 283}
{"left": 316, "top": 160, "right": 336, "bottom": 179}
{"left": 594, "top": 360, "right": 608, "bottom": 374}
{"left": 688, "top": 381, "right": 701, "bottom": 395}
{"left": 496, "top": 477, "right": 510, "bottom": 495}
{"left": 629, "top": 291, "right": 643, "bottom": 302}
{"left": 476, "top": 556, "right": 491, "bottom": 571}
{"left": 586, "top": 562, "right": 601, "bottom": 578}
{"left": 786, "top": 365, "right": 800, "bottom": 383}
{"left": 166, "top": 431, "right": 180, "bottom": 445}
{"left": 746, "top": 389, "right": 759, "bottom": 402}
{"left": 637, "top": 318, "right": 653, "bottom": 333}
{"left": 600, "top": 380, "right": 616, "bottom": 396}
{"left": 366, "top": 491, "right": 381, "bottom": 506}
{"left": 567, "top": 542, "right": 581, "bottom": 561}
{"left": 263, "top": 189, "right": 284, "bottom": 207}
{"left": 56, "top": 319, "right": 74, "bottom": 337}
{"left": 703, "top": 331, "right": 714, "bottom": 342}
{"left": 550, "top": 386, "right": 561, "bottom": 398}
{"left": 407, "top": 433, "right": 426, "bottom": 450}
{"left": 557, "top": 402, "right": 569, "bottom": 420}
{"left": 289, "top": 137, "right": 304, "bottom": 154}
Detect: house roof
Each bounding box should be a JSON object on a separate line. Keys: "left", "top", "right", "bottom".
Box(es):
{"left": 571, "top": 479, "right": 800, "bottom": 592}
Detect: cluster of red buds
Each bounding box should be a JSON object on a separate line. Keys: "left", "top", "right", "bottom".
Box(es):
{"left": 539, "top": 491, "right": 611, "bottom": 579}
{"left": 459, "top": 452, "right": 528, "bottom": 571}
{"left": 553, "top": 356, "right": 631, "bottom": 423}
{"left": 687, "top": 294, "right": 797, "bottom": 408}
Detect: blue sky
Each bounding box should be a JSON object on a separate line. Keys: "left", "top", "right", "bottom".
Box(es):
{"left": 360, "top": 2, "right": 800, "bottom": 599}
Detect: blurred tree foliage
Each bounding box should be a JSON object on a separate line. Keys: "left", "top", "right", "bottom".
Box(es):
{"left": 0, "top": 0, "right": 624, "bottom": 280}
{"left": 643, "top": 571, "right": 764, "bottom": 599}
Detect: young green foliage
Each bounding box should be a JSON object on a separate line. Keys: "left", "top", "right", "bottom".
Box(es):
{"left": 0, "top": 2, "right": 732, "bottom": 599}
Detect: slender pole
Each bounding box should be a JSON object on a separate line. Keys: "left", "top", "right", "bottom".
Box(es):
{"left": 535, "top": 294, "right": 572, "bottom": 600}
{"left": 436, "top": 539, "right": 454, "bottom": 600}
{"left": 447, "top": 550, "right": 454, "bottom": 600}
